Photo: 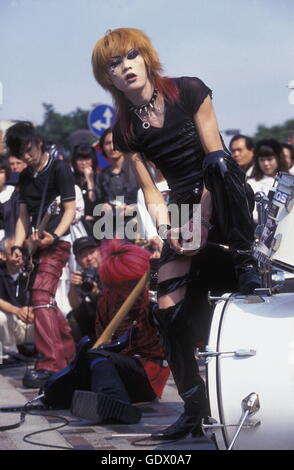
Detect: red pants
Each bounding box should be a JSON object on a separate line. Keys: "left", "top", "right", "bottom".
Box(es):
{"left": 30, "top": 242, "right": 75, "bottom": 372}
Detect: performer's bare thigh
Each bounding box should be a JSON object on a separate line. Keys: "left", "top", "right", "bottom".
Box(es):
{"left": 158, "top": 257, "right": 192, "bottom": 308}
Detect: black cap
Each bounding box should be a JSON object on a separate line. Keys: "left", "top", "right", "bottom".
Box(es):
{"left": 73, "top": 237, "right": 98, "bottom": 256}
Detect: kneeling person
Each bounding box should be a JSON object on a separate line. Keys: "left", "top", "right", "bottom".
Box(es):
{"left": 71, "top": 239, "right": 170, "bottom": 425}
{"left": 67, "top": 236, "right": 102, "bottom": 342}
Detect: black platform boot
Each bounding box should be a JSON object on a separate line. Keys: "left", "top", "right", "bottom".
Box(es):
{"left": 70, "top": 353, "right": 141, "bottom": 424}
{"left": 151, "top": 383, "right": 208, "bottom": 440}
{"left": 151, "top": 303, "right": 208, "bottom": 440}
{"left": 203, "top": 150, "right": 261, "bottom": 294}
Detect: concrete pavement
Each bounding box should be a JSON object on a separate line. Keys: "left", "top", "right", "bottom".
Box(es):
{"left": 0, "top": 362, "right": 216, "bottom": 452}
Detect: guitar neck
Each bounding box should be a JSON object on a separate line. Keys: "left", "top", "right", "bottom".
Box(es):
{"left": 27, "top": 201, "right": 58, "bottom": 256}
{"left": 93, "top": 270, "right": 150, "bottom": 349}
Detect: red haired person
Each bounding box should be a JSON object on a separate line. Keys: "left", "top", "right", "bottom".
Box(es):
{"left": 71, "top": 239, "right": 170, "bottom": 425}
{"left": 91, "top": 28, "right": 260, "bottom": 439}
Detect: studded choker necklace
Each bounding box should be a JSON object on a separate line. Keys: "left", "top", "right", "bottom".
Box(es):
{"left": 129, "top": 88, "right": 159, "bottom": 129}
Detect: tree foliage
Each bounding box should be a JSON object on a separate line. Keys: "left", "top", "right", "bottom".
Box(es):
{"left": 253, "top": 118, "right": 294, "bottom": 142}
{"left": 35, "top": 103, "right": 95, "bottom": 150}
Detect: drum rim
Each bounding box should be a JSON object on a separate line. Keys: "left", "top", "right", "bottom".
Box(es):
{"left": 206, "top": 294, "right": 234, "bottom": 449}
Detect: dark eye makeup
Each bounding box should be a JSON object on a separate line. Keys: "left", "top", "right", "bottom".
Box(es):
{"left": 127, "top": 49, "right": 139, "bottom": 60}
{"left": 109, "top": 49, "right": 140, "bottom": 69}
{"left": 109, "top": 57, "right": 122, "bottom": 69}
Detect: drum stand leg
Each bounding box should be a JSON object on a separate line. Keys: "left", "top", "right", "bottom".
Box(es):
{"left": 201, "top": 393, "right": 260, "bottom": 450}
{"left": 227, "top": 393, "right": 260, "bottom": 451}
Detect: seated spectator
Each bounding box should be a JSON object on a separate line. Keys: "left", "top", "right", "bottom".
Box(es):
{"left": 95, "top": 128, "right": 138, "bottom": 240}
{"left": 281, "top": 142, "right": 294, "bottom": 175}
{"left": 71, "top": 143, "right": 99, "bottom": 231}
{"left": 71, "top": 239, "right": 170, "bottom": 425}
{"left": 0, "top": 155, "right": 19, "bottom": 241}
{"left": 247, "top": 139, "right": 289, "bottom": 223}
{"left": 67, "top": 236, "right": 102, "bottom": 342}
{"left": 7, "top": 154, "right": 27, "bottom": 186}
{"left": 0, "top": 239, "right": 34, "bottom": 358}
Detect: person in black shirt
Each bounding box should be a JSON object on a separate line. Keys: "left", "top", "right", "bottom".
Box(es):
{"left": 91, "top": 28, "right": 261, "bottom": 439}
{"left": 5, "top": 121, "right": 76, "bottom": 388}
{"left": 0, "top": 155, "right": 19, "bottom": 241}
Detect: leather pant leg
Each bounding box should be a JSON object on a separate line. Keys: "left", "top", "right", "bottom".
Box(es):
{"left": 30, "top": 242, "right": 75, "bottom": 372}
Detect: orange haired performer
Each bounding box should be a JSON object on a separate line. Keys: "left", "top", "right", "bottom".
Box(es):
{"left": 91, "top": 28, "right": 260, "bottom": 439}
{"left": 71, "top": 239, "right": 170, "bottom": 425}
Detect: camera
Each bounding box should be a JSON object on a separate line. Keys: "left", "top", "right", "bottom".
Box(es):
{"left": 80, "top": 267, "right": 99, "bottom": 296}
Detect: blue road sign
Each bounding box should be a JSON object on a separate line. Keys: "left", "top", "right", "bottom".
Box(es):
{"left": 88, "top": 104, "right": 116, "bottom": 138}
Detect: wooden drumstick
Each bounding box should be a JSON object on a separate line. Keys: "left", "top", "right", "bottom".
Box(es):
{"left": 93, "top": 269, "right": 150, "bottom": 349}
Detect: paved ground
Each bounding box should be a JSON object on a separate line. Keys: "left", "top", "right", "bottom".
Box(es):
{"left": 0, "top": 361, "right": 216, "bottom": 452}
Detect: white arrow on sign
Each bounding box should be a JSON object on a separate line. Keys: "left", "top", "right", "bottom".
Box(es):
{"left": 92, "top": 107, "right": 114, "bottom": 132}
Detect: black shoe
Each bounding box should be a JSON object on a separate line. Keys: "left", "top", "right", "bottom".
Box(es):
{"left": 150, "top": 413, "right": 203, "bottom": 440}
{"left": 237, "top": 265, "right": 261, "bottom": 295}
{"left": 22, "top": 369, "right": 53, "bottom": 388}
{"left": 71, "top": 390, "right": 142, "bottom": 424}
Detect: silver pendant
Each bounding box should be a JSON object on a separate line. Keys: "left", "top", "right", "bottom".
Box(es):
{"left": 142, "top": 121, "right": 150, "bottom": 129}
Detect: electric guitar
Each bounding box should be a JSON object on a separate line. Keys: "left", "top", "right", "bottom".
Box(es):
{"left": 21, "top": 199, "right": 60, "bottom": 290}
{"left": 41, "top": 270, "right": 150, "bottom": 408}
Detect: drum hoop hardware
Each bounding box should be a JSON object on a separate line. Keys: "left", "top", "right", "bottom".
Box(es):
{"left": 208, "top": 292, "right": 269, "bottom": 304}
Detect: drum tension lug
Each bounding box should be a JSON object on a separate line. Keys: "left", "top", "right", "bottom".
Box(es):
{"left": 241, "top": 290, "right": 270, "bottom": 301}
{"left": 207, "top": 292, "right": 232, "bottom": 305}
{"left": 195, "top": 348, "right": 256, "bottom": 359}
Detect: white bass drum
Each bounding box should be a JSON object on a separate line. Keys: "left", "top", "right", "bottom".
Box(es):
{"left": 205, "top": 292, "right": 294, "bottom": 450}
